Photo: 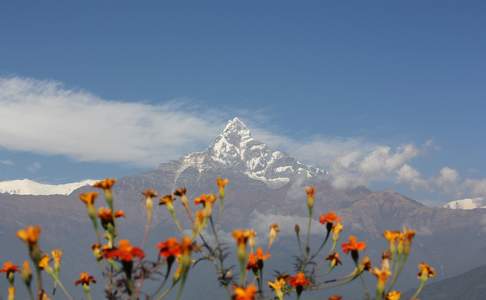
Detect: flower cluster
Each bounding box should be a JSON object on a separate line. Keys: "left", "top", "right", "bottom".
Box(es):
{"left": 1, "top": 178, "right": 436, "bottom": 300}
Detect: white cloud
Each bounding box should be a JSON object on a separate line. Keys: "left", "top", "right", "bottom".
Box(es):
{"left": 0, "top": 77, "right": 224, "bottom": 167}
{"left": 397, "top": 164, "right": 429, "bottom": 190}
{"left": 463, "top": 178, "right": 486, "bottom": 197}
{"left": 253, "top": 127, "right": 423, "bottom": 189}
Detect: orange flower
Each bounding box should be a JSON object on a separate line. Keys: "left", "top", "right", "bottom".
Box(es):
{"left": 103, "top": 240, "right": 145, "bottom": 262}
{"left": 246, "top": 247, "right": 270, "bottom": 272}
{"left": 75, "top": 272, "right": 96, "bottom": 286}
{"left": 319, "top": 211, "right": 341, "bottom": 225}
{"left": 325, "top": 252, "right": 342, "bottom": 268}
{"left": 417, "top": 262, "right": 436, "bottom": 280}
{"left": 329, "top": 296, "right": 342, "bottom": 300}
{"left": 93, "top": 178, "right": 116, "bottom": 190}
{"left": 17, "top": 225, "right": 41, "bottom": 246}
{"left": 341, "top": 236, "right": 366, "bottom": 253}
{"left": 342, "top": 235, "right": 366, "bottom": 262}
{"left": 0, "top": 261, "right": 19, "bottom": 277}
{"left": 194, "top": 193, "right": 217, "bottom": 207}
{"left": 288, "top": 272, "right": 311, "bottom": 295}
{"left": 156, "top": 238, "right": 182, "bottom": 260}
{"left": 232, "top": 284, "right": 257, "bottom": 300}
{"left": 97, "top": 207, "right": 124, "bottom": 228}
{"left": 288, "top": 272, "right": 311, "bottom": 287}
{"left": 320, "top": 211, "right": 342, "bottom": 232}
{"left": 79, "top": 192, "right": 98, "bottom": 206}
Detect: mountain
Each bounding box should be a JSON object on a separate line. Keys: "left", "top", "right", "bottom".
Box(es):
{"left": 443, "top": 197, "right": 486, "bottom": 210}
{"left": 0, "top": 178, "right": 97, "bottom": 195}
{"left": 1, "top": 118, "right": 486, "bottom": 299}
{"left": 177, "top": 117, "right": 324, "bottom": 188}
{"left": 404, "top": 264, "right": 486, "bottom": 300}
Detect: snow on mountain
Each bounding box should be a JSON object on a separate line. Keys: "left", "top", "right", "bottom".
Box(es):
{"left": 178, "top": 117, "right": 324, "bottom": 187}
{"left": 0, "top": 179, "right": 97, "bottom": 196}
{"left": 443, "top": 197, "right": 486, "bottom": 210}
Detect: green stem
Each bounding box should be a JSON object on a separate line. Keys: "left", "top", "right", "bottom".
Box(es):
{"left": 51, "top": 273, "right": 75, "bottom": 300}
{"left": 387, "top": 253, "right": 407, "bottom": 293}
{"left": 305, "top": 207, "right": 313, "bottom": 255}
{"left": 309, "top": 231, "right": 330, "bottom": 261}
{"left": 156, "top": 283, "right": 175, "bottom": 300}
{"left": 175, "top": 272, "right": 189, "bottom": 300}
{"left": 83, "top": 286, "right": 94, "bottom": 300}
{"left": 411, "top": 280, "right": 426, "bottom": 300}
{"left": 26, "top": 285, "right": 34, "bottom": 300}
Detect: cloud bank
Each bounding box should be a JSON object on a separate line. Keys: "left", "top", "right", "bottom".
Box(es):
{"left": 2, "top": 76, "right": 486, "bottom": 200}
{"left": 0, "top": 77, "right": 224, "bottom": 167}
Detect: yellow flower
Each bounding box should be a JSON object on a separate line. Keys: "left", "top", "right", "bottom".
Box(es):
{"left": 38, "top": 255, "right": 50, "bottom": 271}
{"left": 232, "top": 284, "right": 257, "bottom": 300}
{"left": 21, "top": 260, "right": 32, "bottom": 286}
{"left": 193, "top": 209, "right": 209, "bottom": 236}
{"left": 268, "top": 278, "right": 286, "bottom": 300}
{"left": 371, "top": 263, "right": 391, "bottom": 292}
{"left": 331, "top": 222, "right": 343, "bottom": 241}
{"left": 417, "top": 262, "right": 436, "bottom": 281}
{"left": 216, "top": 177, "right": 229, "bottom": 198}
{"left": 79, "top": 192, "right": 98, "bottom": 206}
{"left": 398, "top": 227, "right": 415, "bottom": 255}
{"left": 17, "top": 225, "right": 41, "bottom": 246}
{"left": 386, "top": 290, "right": 401, "bottom": 300}
{"left": 51, "top": 249, "right": 63, "bottom": 272}
{"left": 268, "top": 223, "right": 280, "bottom": 249}
{"left": 305, "top": 186, "right": 315, "bottom": 209}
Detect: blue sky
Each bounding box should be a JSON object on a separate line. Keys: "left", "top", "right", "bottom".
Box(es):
{"left": 0, "top": 1, "right": 485, "bottom": 203}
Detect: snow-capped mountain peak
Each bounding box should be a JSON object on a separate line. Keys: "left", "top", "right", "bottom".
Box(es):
{"left": 443, "top": 197, "right": 486, "bottom": 210}
{"left": 179, "top": 117, "right": 323, "bottom": 187}
{"left": 0, "top": 179, "right": 97, "bottom": 196}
